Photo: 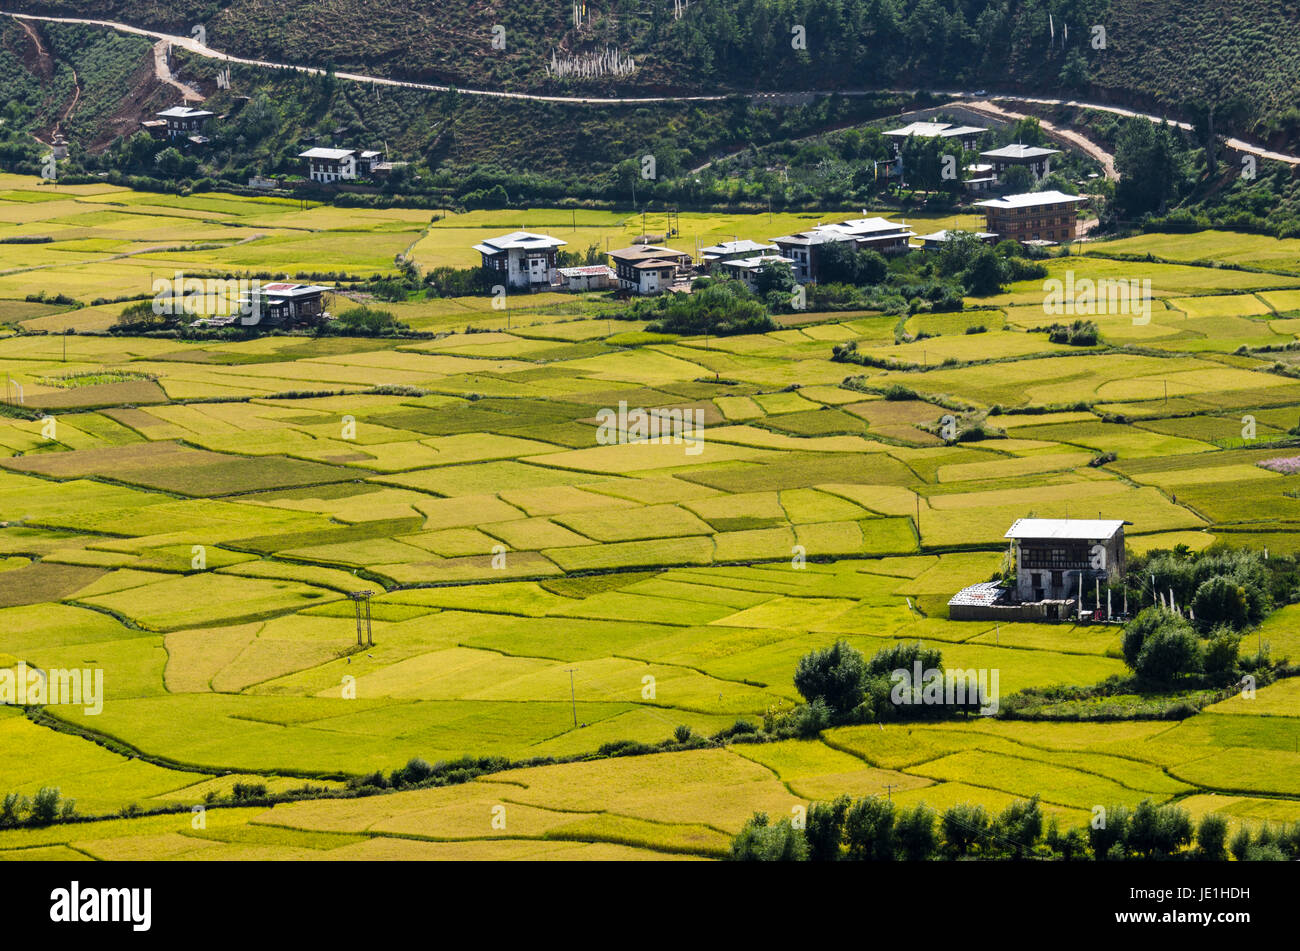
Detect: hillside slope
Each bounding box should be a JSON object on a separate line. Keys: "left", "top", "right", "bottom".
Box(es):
{"left": 5, "top": 0, "right": 1300, "bottom": 152}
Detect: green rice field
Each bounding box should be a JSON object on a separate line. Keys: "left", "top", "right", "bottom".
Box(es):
{"left": 1, "top": 173, "right": 1298, "bottom": 860}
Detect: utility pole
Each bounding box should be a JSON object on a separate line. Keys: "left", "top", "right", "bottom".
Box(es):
{"left": 884, "top": 783, "right": 897, "bottom": 802}
{"left": 348, "top": 590, "right": 374, "bottom": 647}
{"left": 565, "top": 669, "right": 578, "bottom": 727}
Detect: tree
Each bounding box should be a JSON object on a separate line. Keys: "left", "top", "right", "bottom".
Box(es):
{"left": 794, "top": 640, "right": 868, "bottom": 718}
{"left": 1195, "top": 814, "right": 1229, "bottom": 861}
{"left": 941, "top": 803, "right": 990, "bottom": 858}
{"left": 999, "top": 165, "right": 1034, "bottom": 193}
{"left": 1089, "top": 804, "right": 1131, "bottom": 861}
{"left": 1192, "top": 575, "right": 1250, "bottom": 631}
{"left": 992, "top": 797, "right": 1043, "bottom": 858}
{"left": 961, "top": 247, "right": 1006, "bottom": 295}
{"left": 1135, "top": 624, "right": 1203, "bottom": 683}
{"left": 1202, "top": 626, "right": 1241, "bottom": 678}
{"left": 844, "top": 796, "right": 895, "bottom": 861}
{"left": 1114, "top": 120, "right": 1182, "bottom": 218}
{"left": 805, "top": 795, "right": 851, "bottom": 861}
{"left": 894, "top": 803, "right": 938, "bottom": 860}
{"left": 729, "top": 812, "right": 808, "bottom": 861}
{"left": 1126, "top": 800, "right": 1193, "bottom": 859}
{"left": 1060, "top": 49, "right": 1090, "bottom": 89}
{"left": 1122, "top": 606, "right": 1176, "bottom": 669}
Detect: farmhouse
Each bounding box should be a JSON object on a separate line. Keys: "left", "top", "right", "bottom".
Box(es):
{"left": 771, "top": 217, "right": 914, "bottom": 282}
{"left": 948, "top": 518, "right": 1126, "bottom": 622}
{"left": 699, "top": 239, "right": 779, "bottom": 271}
{"left": 980, "top": 143, "right": 1061, "bottom": 183}
{"left": 608, "top": 245, "right": 692, "bottom": 295}
{"left": 883, "top": 121, "right": 987, "bottom": 155}
{"left": 719, "top": 253, "right": 796, "bottom": 292}
{"left": 914, "top": 229, "right": 998, "bottom": 250}
{"left": 151, "top": 106, "right": 214, "bottom": 144}
{"left": 299, "top": 148, "right": 383, "bottom": 183}
{"left": 474, "top": 231, "right": 568, "bottom": 289}
{"left": 239, "top": 283, "right": 331, "bottom": 327}
{"left": 558, "top": 264, "right": 616, "bottom": 291}
{"left": 976, "top": 190, "right": 1083, "bottom": 244}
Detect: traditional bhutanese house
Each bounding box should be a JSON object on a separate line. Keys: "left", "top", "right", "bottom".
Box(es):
{"left": 239, "top": 283, "right": 331, "bottom": 327}
{"left": 825, "top": 217, "right": 916, "bottom": 254}
{"left": 699, "top": 239, "right": 779, "bottom": 272}
{"left": 975, "top": 190, "right": 1083, "bottom": 244}
{"left": 1006, "top": 518, "right": 1125, "bottom": 604}
{"left": 299, "top": 147, "right": 381, "bottom": 183}
{"left": 718, "top": 253, "right": 796, "bottom": 292}
{"left": 980, "top": 143, "right": 1061, "bottom": 182}
{"left": 914, "top": 229, "right": 998, "bottom": 250}
{"left": 608, "top": 245, "right": 691, "bottom": 295}
{"left": 768, "top": 230, "right": 844, "bottom": 284}
{"left": 883, "top": 121, "right": 987, "bottom": 156}
{"left": 771, "top": 217, "right": 914, "bottom": 283}
{"left": 558, "top": 264, "right": 616, "bottom": 291}
{"left": 948, "top": 518, "right": 1126, "bottom": 622}
{"left": 964, "top": 163, "right": 997, "bottom": 193}
{"left": 474, "top": 231, "right": 567, "bottom": 289}
{"left": 155, "top": 106, "right": 214, "bottom": 142}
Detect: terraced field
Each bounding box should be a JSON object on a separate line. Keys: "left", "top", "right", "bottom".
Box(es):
{"left": 1, "top": 173, "right": 1299, "bottom": 860}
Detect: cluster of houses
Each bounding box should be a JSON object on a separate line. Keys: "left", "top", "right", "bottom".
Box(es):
{"left": 475, "top": 187, "right": 1082, "bottom": 296}
{"left": 141, "top": 104, "right": 402, "bottom": 184}
{"left": 880, "top": 120, "right": 1062, "bottom": 194}
{"left": 471, "top": 119, "right": 1086, "bottom": 296}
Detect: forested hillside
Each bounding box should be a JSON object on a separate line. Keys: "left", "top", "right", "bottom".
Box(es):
{"left": 6, "top": 0, "right": 1300, "bottom": 150}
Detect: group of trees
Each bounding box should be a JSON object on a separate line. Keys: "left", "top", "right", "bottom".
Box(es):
{"left": 731, "top": 794, "right": 1284, "bottom": 861}
{"left": 632, "top": 279, "right": 777, "bottom": 337}
{"left": 789, "top": 639, "right": 983, "bottom": 728}
{"left": 0, "top": 788, "right": 75, "bottom": 828}
{"left": 1117, "top": 546, "right": 1291, "bottom": 684}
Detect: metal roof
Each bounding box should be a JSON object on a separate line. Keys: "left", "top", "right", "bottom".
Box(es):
{"left": 976, "top": 190, "right": 1084, "bottom": 209}
{"left": 299, "top": 147, "right": 357, "bottom": 160}
{"left": 474, "top": 231, "right": 567, "bottom": 251}
{"left": 1005, "top": 518, "right": 1125, "bottom": 541}
{"left": 980, "top": 144, "right": 1061, "bottom": 159}
{"left": 157, "top": 106, "right": 213, "bottom": 119}
{"left": 948, "top": 581, "right": 1010, "bottom": 607}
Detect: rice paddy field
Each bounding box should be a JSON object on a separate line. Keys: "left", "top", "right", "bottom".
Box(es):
{"left": 1, "top": 173, "right": 1299, "bottom": 861}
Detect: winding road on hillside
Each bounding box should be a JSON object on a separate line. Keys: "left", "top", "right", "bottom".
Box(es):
{"left": 4, "top": 9, "right": 1299, "bottom": 169}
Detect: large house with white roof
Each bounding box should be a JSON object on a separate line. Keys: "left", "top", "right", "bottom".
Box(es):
{"left": 299, "top": 147, "right": 383, "bottom": 183}
{"left": 884, "top": 121, "right": 987, "bottom": 156}
{"left": 976, "top": 190, "right": 1084, "bottom": 244}
{"left": 474, "top": 232, "right": 568, "bottom": 289}
{"left": 770, "top": 217, "right": 915, "bottom": 283}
